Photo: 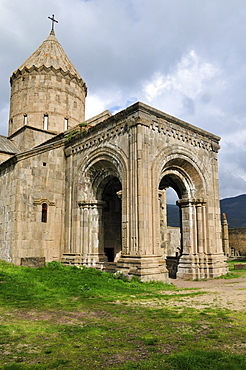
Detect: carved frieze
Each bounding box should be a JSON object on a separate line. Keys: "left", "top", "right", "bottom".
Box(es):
{"left": 66, "top": 110, "right": 219, "bottom": 156}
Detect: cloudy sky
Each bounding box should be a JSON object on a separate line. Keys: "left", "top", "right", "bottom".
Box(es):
{"left": 0, "top": 0, "right": 246, "bottom": 202}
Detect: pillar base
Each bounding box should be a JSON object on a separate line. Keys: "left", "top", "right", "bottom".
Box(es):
{"left": 61, "top": 253, "right": 107, "bottom": 267}
{"left": 176, "top": 253, "right": 228, "bottom": 280}
{"left": 116, "top": 254, "right": 169, "bottom": 282}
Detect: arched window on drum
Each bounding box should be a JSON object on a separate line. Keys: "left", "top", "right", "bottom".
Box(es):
{"left": 41, "top": 203, "right": 48, "bottom": 223}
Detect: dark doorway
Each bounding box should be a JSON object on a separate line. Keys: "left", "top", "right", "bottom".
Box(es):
{"left": 104, "top": 248, "right": 115, "bottom": 262}
{"left": 102, "top": 177, "right": 122, "bottom": 262}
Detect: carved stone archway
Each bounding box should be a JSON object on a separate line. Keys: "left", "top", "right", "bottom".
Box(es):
{"left": 63, "top": 147, "right": 127, "bottom": 268}
{"left": 157, "top": 155, "right": 226, "bottom": 280}
{"left": 63, "top": 102, "right": 228, "bottom": 280}
{"left": 77, "top": 159, "right": 123, "bottom": 266}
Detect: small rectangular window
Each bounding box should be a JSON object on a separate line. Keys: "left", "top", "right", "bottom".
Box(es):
{"left": 23, "top": 114, "right": 27, "bottom": 125}
{"left": 64, "top": 118, "right": 68, "bottom": 131}
{"left": 44, "top": 114, "right": 48, "bottom": 130}
{"left": 41, "top": 203, "right": 48, "bottom": 223}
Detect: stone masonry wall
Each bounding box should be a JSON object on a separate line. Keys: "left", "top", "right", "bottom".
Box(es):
{"left": 9, "top": 69, "right": 86, "bottom": 137}
{"left": 229, "top": 228, "right": 246, "bottom": 256}
{"left": 0, "top": 161, "right": 18, "bottom": 262}
{"left": 10, "top": 126, "right": 57, "bottom": 152}
{"left": 167, "top": 227, "right": 181, "bottom": 257}
{"left": 0, "top": 144, "right": 65, "bottom": 264}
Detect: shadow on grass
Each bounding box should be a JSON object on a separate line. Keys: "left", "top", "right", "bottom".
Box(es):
{"left": 0, "top": 260, "right": 177, "bottom": 309}
{"left": 1, "top": 260, "right": 246, "bottom": 370}
{"left": 121, "top": 350, "right": 246, "bottom": 370}
{"left": 164, "top": 350, "right": 246, "bottom": 370}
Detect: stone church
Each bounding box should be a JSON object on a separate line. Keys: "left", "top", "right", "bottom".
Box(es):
{"left": 0, "top": 25, "right": 228, "bottom": 281}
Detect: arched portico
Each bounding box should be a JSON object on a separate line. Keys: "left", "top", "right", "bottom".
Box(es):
{"left": 62, "top": 101, "right": 227, "bottom": 280}
{"left": 155, "top": 150, "right": 226, "bottom": 280}
{"left": 63, "top": 147, "right": 128, "bottom": 268}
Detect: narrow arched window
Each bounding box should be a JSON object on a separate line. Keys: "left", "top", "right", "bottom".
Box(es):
{"left": 64, "top": 118, "right": 68, "bottom": 131}
{"left": 43, "top": 114, "right": 48, "bottom": 130}
{"left": 23, "top": 114, "right": 27, "bottom": 125}
{"left": 41, "top": 203, "right": 48, "bottom": 223}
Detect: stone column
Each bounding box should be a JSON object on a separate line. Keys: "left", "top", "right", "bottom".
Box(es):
{"left": 116, "top": 119, "right": 168, "bottom": 281}
{"left": 64, "top": 147, "right": 73, "bottom": 254}
{"left": 80, "top": 202, "right": 89, "bottom": 256}
{"left": 116, "top": 190, "right": 125, "bottom": 258}
{"left": 176, "top": 198, "right": 199, "bottom": 279}
{"left": 196, "top": 199, "right": 208, "bottom": 279}
{"left": 130, "top": 122, "right": 153, "bottom": 255}
{"left": 159, "top": 189, "right": 168, "bottom": 257}
{"left": 177, "top": 197, "right": 228, "bottom": 279}
{"left": 78, "top": 200, "right": 107, "bottom": 266}
{"left": 222, "top": 213, "right": 230, "bottom": 257}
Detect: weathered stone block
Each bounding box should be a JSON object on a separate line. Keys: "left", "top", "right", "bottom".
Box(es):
{"left": 234, "top": 263, "right": 246, "bottom": 270}
{"left": 20, "top": 257, "right": 45, "bottom": 268}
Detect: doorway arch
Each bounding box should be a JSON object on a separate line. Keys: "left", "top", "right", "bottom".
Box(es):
{"left": 159, "top": 175, "right": 184, "bottom": 278}
{"left": 157, "top": 153, "right": 210, "bottom": 280}
{"left": 100, "top": 176, "right": 122, "bottom": 262}
{"left": 71, "top": 149, "right": 126, "bottom": 267}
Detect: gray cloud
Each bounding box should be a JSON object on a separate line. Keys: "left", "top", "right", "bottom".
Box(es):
{"left": 0, "top": 0, "right": 246, "bottom": 199}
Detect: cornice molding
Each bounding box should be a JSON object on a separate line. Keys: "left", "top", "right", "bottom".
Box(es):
{"left": 10, "top": 65, "right": 87, "bottom": 93}
{"left": 66, "top": 109, "right": 219, "bottom": 155}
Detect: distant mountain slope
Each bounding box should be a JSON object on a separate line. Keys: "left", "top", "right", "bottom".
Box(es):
{"left": 220, "top": 194, "right": 246, "bottom": 228}
{"left": 167, "top": 194, "right": 246, "bottom": 228}
{"left": 167, "top": 204, "right": 180, "bottom": 227}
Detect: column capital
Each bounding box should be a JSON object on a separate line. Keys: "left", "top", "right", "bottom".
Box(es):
{"left": 177, "top": 198, "right": 207, "bottom": 207}
{"left": 78, "top": 200, "right": 107, "bottom": 209}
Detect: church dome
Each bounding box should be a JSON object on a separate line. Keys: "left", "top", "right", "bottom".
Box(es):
{"left": 8, "top": 29, "right": 87, "bottom": 140}
{"left": 14, "top": 30, "right": 82, "bottom": 82}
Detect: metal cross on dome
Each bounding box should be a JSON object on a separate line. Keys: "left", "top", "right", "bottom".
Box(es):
{"left": 48, "top": 14, "right": 58, "bottom": 32}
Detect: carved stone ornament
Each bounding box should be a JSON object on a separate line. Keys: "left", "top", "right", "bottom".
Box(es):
{"left": 33, "top": 198, "right": 55, "bottom": 206}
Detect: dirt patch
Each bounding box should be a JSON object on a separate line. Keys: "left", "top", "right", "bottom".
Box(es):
{"left": 0, "top": 308, "right": 107, "bottom": 326}
{"left": 169, "top": 277, "right": 246, "bottom": 311}
{"left": 129, "top": 277, "right": 246, "bottom": 311}
{"left": 173, "top": 278, "right": 246, "bottom": 311}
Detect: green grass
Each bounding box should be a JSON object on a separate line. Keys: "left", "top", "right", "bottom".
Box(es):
{"left": 0, "top": 260, "right": 177, "bottom": 309}
{"left": 216, "top": 259, "right": 246, "bottom": 279}
{"left": 0, "top": 260, "right": 245, "bottom": 369}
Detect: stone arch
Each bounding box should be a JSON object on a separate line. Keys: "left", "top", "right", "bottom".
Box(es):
{"left": 156, "top": 145, "right": 208, "bottom": 199}
{"left": 152, "top": 145, "right": 211, "bottom": 279}
{"left": 70, "top": 146, "right": 129, "bottom": 266}
{"left": 75, "top": 146, "right": 128, "bottom": 200}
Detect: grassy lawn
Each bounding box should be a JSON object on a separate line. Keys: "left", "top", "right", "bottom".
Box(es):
{"left": 0, "top": 260, "right": 245, "bottom": 370}
{"left": 226, "top": 259, "right": 246, "bottom": 277}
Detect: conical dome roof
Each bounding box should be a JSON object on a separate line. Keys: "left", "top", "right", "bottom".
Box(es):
{"left": 14, "top": 30, "right": 81, "bottom": 79}
{"left": 9, "top": 29, "right": 87, "bottom": 139}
